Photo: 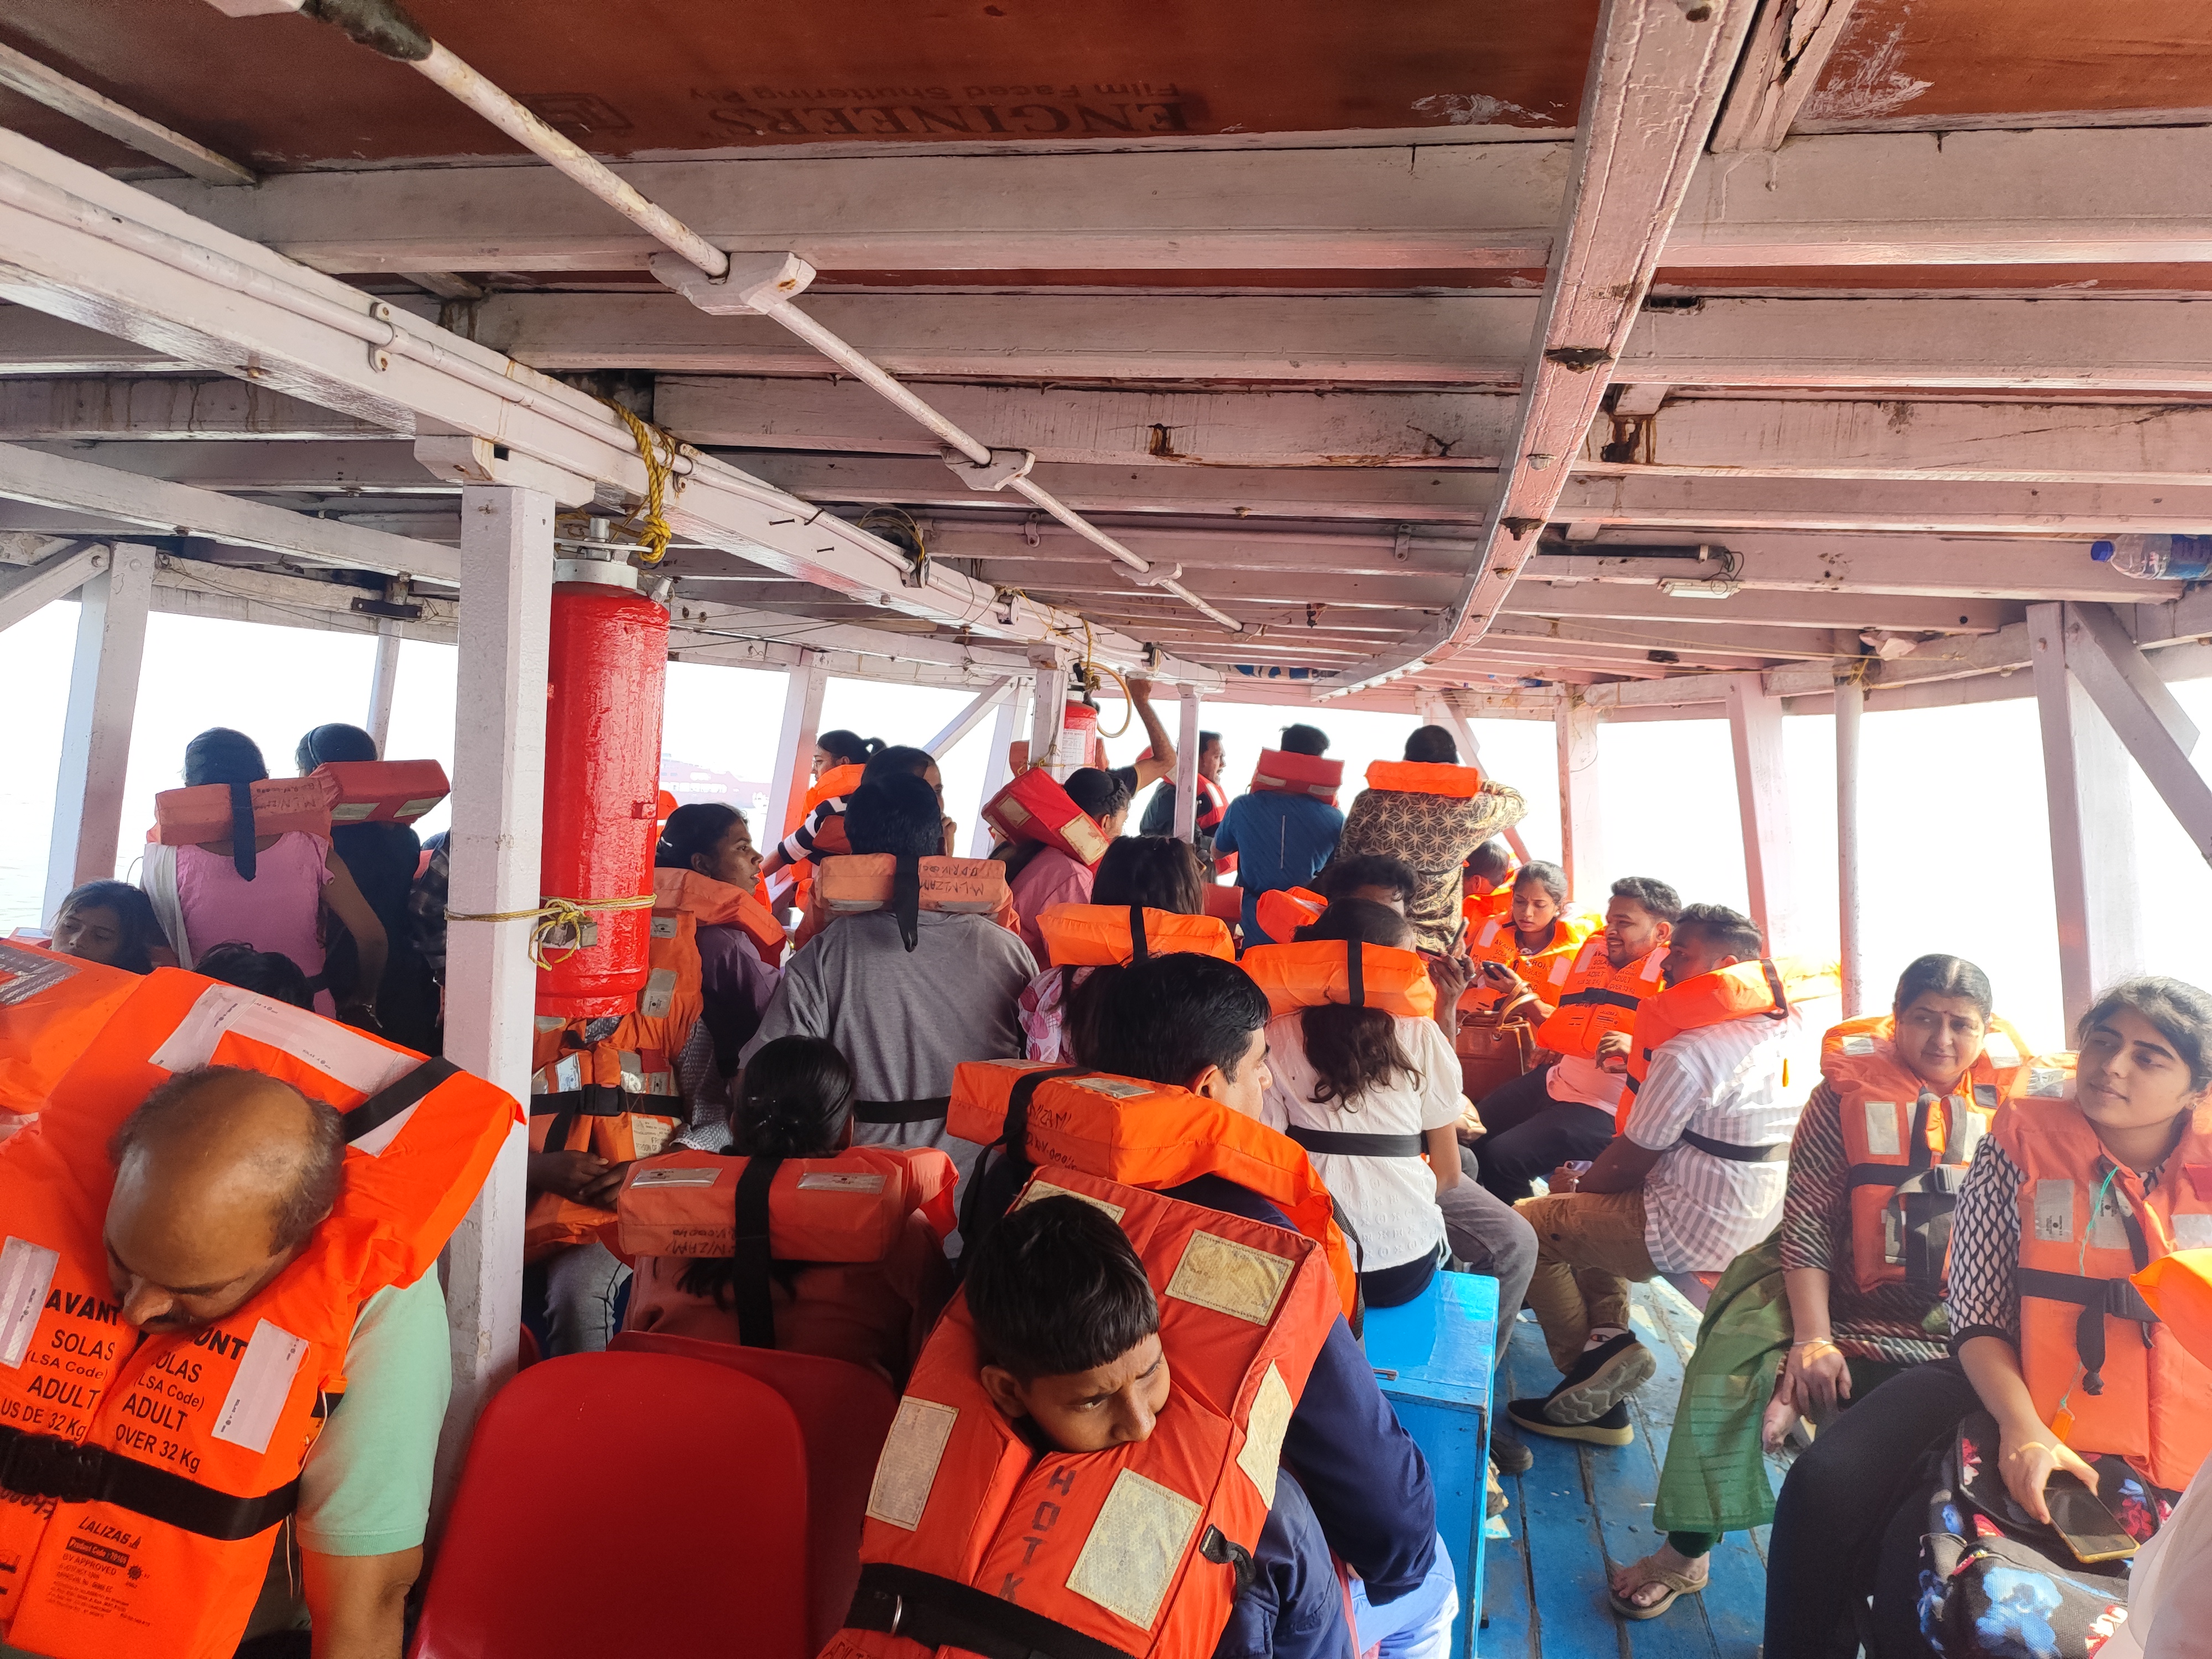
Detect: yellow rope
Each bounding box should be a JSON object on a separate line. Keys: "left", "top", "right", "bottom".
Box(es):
{"left": 605, "top": 403, "right": 679, "bottom": 565}
{"left": 444, "top": 893, "right": 656, "bottom": 969}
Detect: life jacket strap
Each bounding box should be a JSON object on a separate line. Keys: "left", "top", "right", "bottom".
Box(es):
{"left": 1559, "top": 987, "right": 1640, "bottom": 1013}
{"left": 852, "top": 1097, "right": 953, "bottom": 1126}
{"left": 0, "top": 1423, "right": 299, "bottom": 1542}
{"left": 844, "top": 1563, "right": 1139, "bottom": 1659}
{"left": 730, "top": 1153, "right": 782, "bottom": 1350}
{"left": 1128, "top": 904, "right": 1150, "bottom": 964}
{"left": 1679, "top": 1129, "right": 1789, "bottom": 1163}
{"left": 1285, "top": 1126, "right": 1425, "bottom": 1159}
{"left": 2016, "top": 1267, "right": 2161, "bottom": 1396}
{"left": 1345, "top": 938, "right": 1366, "bottom": 1008}
{"left": 341, "top": 1057, "right": 460, "bottom": 1144}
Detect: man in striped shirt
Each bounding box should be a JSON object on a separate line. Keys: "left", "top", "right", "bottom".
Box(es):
{"left": 1506, "top": 904, "right": 1828, "bottom": 1448}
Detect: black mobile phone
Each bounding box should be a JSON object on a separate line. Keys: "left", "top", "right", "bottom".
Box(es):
{"left": 2044, "top": 1473, "right": 2137, "bottom": 1564}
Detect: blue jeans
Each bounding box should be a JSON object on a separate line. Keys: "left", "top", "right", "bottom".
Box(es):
{"left": 1214, "top": 1470, "right": 1355, "bottom": 1659}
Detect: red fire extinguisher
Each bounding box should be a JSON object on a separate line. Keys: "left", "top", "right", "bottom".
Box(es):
{"left": 1007, "top": 698, "right": 1107, "bottom": 778}
{"left": 536, "top": 562, "right": 669, "bottom": 1018}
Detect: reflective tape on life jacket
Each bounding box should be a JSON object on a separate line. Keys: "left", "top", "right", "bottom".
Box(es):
{"left": 1037, "top": 904, "right": 1234, "bottom": 968}
{"left": 1459, "top": 912, "right": 1597, "bottom": 1016}
{"left": 0, "top": 941, "right": 140, "bottom": 1119}
{"left": 1829, "top": 1012, "right": 2028, "bottom": 1295}
{"left": 310, "top": 758, "right": 450, "bottom": 826}
{"left": 824, "top": 1165, "right": 1337, "bottom": 1659}
{"left": 1250, "top": 749, "right": 1345, "bottom": 806}
{"left": 1238, "top": 939, "right": 1437, "bottom": 1022}
{"left": 982, "top": 770, "right": 1112, "bottom": 868}
{"left": 1363, "top": 760, "right": 1484, "bottom": 799}
{"left": 615, "top": 1145, "right": 957, "bottom": 1348}
{"left": 1616, "top": 957, "right": 1840, "bottom": 1130}
{"left": 653, "top": 865, "right": 785, "bottom": 969}
{"left": 947, "top": 1061, "right": 1358, "bottom": 1316}
{"left": 0, "top": 970, "right": 518, "bottom": 1659}
{"left": 1253, "top": 888, "right": 1326, "bottom": 946}
{"left": 1997, "top": 1061, "right": 2212, "bottom": 1490}
{"left": 1535, "top": 934, "right": 1669, "bottom": 1060}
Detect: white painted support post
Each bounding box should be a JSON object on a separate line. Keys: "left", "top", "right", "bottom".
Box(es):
{"left": 969, "top": 675, "right": 1030, "bottom": 857}
{"left": 1029, "top": 657, "right": 1068, "bottom": 778}
{"left": 434, "top": 484, "right": 554, "bottom": 1513}
{"left": 1432, "top": 694, "right": 1531, "bottom": 864}
{"left": 366, "top": 622, "right": 402, "bottom": 753}
{"left": 1724, "top": 672, "right": 1797, "bottom": 952}
{"left": 2063, "top": 602, "right": 2212, "bottom": 864}
{"left": 762, "top": 650, "right": 828, "bottom": 859}
{"left": 1834, "top": 676, "right": 1866, "bottom": 1018}
{"left": 1172, "top": 687, "right": 1203, "bottom": 842}
{"left": 43, "top": 541, "right": 151, "bottom": 917}
{"left": 2029, "top": 603, "right": 2142, "bottom": 1029}
{"left": 1555, "top": 696, "right": 1605, "bottom": 911}
{"left": 924, "top": 677, "right": 1010, "bottom": 758}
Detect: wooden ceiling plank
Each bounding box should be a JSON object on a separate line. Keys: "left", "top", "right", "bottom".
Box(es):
{"left": 0, "top": 41, "right": 257, "bottom": 188}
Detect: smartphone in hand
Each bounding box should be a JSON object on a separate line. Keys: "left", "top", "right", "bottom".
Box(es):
{"left": 2046, "top": 1473, "right": 2138, "bottom": 1564}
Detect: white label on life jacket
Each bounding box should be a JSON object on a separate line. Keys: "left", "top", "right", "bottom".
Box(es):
{"left": 152, "top": 985, "right": 416, "bottom": 1100}
{"left": 212, "top": 1320, "right": 310, "bottom": 1454}
{"left": 1018, "top": 1178, "right": 1128, "bottom": 1223}
{"left": 650, "top": 916, "right": 679, "bottom": 941}
{"left": 1067, "top": 1468, "right": 1202, "bottom": 1632}
{"left": 0, "top": 1237, "right": 60, "bottom": 1369}
{"left": 1237, "top": 1362, "right": 1294, "bottom": 1507}
{"left": 2090, "top": 1193, "right": 2128, "bottom": 1251}
{"left": 633, "top": 1166, "right": 723, "bottom": 1188}
{"left": 867, "top": 1396, "right": 958, "bottom": 1531}
{"left": 797, "top": 1172, "right": 888, "bottom": 1193}
{"left": 638, "top": 967, "right": 678, "bottom": 1018}
{"left": 1841, "top": 1034, "right": 1878, "bottom": 1056}
{"left": 2175, "top": 1213, "right": 2212, "bottom": 1249}
{"left": 1863, "top": 1102, "right": 1902, "bottom": 1159}
{"left": 629, "top": 1118, "right": 674, "bottom": 1159}
{"left": 1069, "top": 1077, "right": 1151, "bottom": 1100}
{"left": 329, "top": 802, "right": 375, "bottom": 822}
{"left": 1983, "top": 1031, "right": 2022, "bottom": 1070}
{"left": 2025, "top": 1067, "right": 2071, "bottom": 1099}
{"left": 1166, "top": 1231, "right": 1294, "bottom": 1326}
{"left": 2034, "top": 1180, "right": 2075, "bottom": 1243}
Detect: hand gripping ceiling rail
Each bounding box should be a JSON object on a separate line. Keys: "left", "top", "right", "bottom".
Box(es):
{"left": 199, "top": 0, "right": 1246, "bottom": 637}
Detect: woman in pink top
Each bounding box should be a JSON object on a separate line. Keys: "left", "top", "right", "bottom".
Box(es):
{"left": 1001, "top": 766, "right": 1133, "bottom": 960}
{"left": 154, "top": 728, "right": 387, "bottom": 1024}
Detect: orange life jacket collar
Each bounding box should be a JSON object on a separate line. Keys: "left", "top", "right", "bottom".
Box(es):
{"left": 1363, "top": 759, "right": 1483, "bottom": 798}
{"left": 1036, "top": 904, "right": 1235, "bottom": 967}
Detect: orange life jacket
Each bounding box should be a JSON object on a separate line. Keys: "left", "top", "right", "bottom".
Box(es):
{"left": 780, "top": 763, "right": 868, "bottom": 907}
{"left": 947, "top": 1061, "right": 1358, "bottom": 1316}
{"left": 654, "top": 865, "right": 785, "bottom": 970}
{"left": 148, "top": 776, "right": 335, "bottom": 846}
{"left": 1253, "top": 887, "right": 1326, "bottom": 946}
{"left": 804, "top": 763, "right": 868, "bottom": 821}
{"left": 1535, "top": 933, "right": 1668, "bottom": 1060}
{"left": 0, "top": 969, "right": 518, "bottom": 1659}
{"left": 310, "top": 758, "right": 450, "bottom": 826}
{"left": 1459, "top": 912, "right": 1596, "bottom": 1016}
{"left": 1363, "top": 760, "right": 1483, "bottom": 799}
{"left": 1239, "top": 940, "right": 1437, "bottom": 1022}
{"left": 1251, "top": 749, "right": 1345, "bottom": 806}
{"left": 1037, "top": 904, "right": 1234, "bottom": 968}
{"left": 1997, "top": 1063, "right": 2212, "bottom": 1490}
{"left": 0, "top": 941, "right": 141, "bottom": 1119}
{"left": 818, "top": 854, "right": 1011, "bottom": 916}
{"left": 1461, "top": 885, "right": 1515, "bottom": 927}
{"left": 982, "top": 770, "right": 1111, "bottom": 867}
{"left": 1616, "top": 957, "right": 1838, "bottom": 1131}
{"left": 822, "top": 1165, "right": 1338, "bottom": 1659}
{"left": 1826, "top": 1012, "right": 2030, "bottom": 1295}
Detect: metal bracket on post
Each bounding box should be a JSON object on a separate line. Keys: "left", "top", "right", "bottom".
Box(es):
{"left": 942, "top": 447, "right": 1037, "bottom": 493}
{"left": 414, "top": 434, "right": 597, "bottom": 508}
{"left": 649, "top": 249, "right": 817, "bottom": 315}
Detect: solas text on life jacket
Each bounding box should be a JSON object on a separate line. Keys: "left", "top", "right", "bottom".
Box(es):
{"left": 2000, "top": 1058, "right": 2212, "bottom": 1492}
{"left": 1824, "top": 1011, "right": 2028, "bottom": 1294}
{"left": 526, "top": 865, "right": 782, "bottom": 1259}
{"left": 822, "top": 1165, "right": 1339, "bottom": 1659}
{"left": 948, "top": 1060, "right": 1359, "bottom": 1317}
{"left": 0, "top": 969, "right": 518, "bottom": 1659}
{"left": 1615, "top": 956, "right": 1840, "bottom": 1132}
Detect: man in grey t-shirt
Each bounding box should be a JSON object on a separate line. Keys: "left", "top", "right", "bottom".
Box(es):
{"left": 741, "top": 774, "right": 1036, "bottom": 1239}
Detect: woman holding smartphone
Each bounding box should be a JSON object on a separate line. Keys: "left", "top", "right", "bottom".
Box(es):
{"left": 1764, "top": 974, "right": 2212, "bottom": 1658}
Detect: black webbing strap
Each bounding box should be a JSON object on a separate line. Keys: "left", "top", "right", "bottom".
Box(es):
{"left": 844, "top": 1563, "right": 1139, "bottom": 1659}
{"left": 228, "top": 779, "right": 258, "bottom": 880}
{"left": 528, "top": 1084, "right": 629, "bottom": 1118}
{"left": 341, "top": 1057, "right": 460, "bottom": 1145}
{"left": 957, "top": 1067, "right": 1085, "bottom": 1248}
{"left": 0, "top": 1423, "right": 297, "bottom": 1541}
{"left": 1759, "top": 958, "right": 1790, "bottom": 1020}
{"left": 1345, "top": 937, "right": 1366, "bottom": 1007}
{"left": 1286, "top": 1125, "right": 1425, "bottom": 1158}
{"left": 1681, "top": 1129, "right": 1790, "bottom": 1163}
{"left": 1129, "top": 905, "right": 1151, "bottom": 964}
{"left": 730, "top": 1154, "right": 783, "bottom": 1350}
{"left": 1559, "top": 987, "right": 1641, "bottom": 1013}
{"left": 2016, "top": 1267, "right": 2161, "bottom": 1395}
{"left": 893, "top": 852, "right": 924, "bottom": 952}
{"left": 853, "top": 1097, "right": 953, "bottom": 1126}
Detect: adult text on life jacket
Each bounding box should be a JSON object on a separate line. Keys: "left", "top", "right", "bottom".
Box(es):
{"left": 0, "top": 969, "right": 518, "bottom": 1659}
{"left": 822, "top": 1165, "right": 1338, "bottom": 1659}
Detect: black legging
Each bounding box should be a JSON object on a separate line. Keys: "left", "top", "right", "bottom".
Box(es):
{"left": 1764, "top": 1357, "right": 1981, "bottom": 1658}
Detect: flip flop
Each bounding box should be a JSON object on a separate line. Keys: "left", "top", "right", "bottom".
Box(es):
{"left": 1605, "top": 1557, "right": 1708, "bottom": 1621}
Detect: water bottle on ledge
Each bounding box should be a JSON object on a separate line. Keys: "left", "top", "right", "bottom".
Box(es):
{"left": 2090, "top": 535, "right": 2212, "bottom": 581}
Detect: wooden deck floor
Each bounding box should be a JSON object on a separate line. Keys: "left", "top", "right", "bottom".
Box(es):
{"left": 1478, "top": 1281, "right": 1788, "bottom": 1658}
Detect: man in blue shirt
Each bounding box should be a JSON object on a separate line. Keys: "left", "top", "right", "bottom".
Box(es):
{"left": 1212, "top": 723, "right": 1345, "bottom": 940}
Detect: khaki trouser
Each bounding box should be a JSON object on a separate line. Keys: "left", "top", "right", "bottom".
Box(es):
{"left": 1514, "top": 1190, "right": 1658, "bottom": 1373}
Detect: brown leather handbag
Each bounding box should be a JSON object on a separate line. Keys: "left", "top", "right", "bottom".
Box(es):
{"left": 1455, "top": 1003, "right": 1538, "bottom": 1104}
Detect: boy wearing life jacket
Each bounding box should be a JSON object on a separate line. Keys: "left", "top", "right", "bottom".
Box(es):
{"left": 1214, "top": 724, "right": 1347, "bottom": 941}
{"left": 963, "top": 954, "right": 1456, "bottom": 1655}
{"left": 1509, "top": 905, "right": 1827, "bottom": 1449}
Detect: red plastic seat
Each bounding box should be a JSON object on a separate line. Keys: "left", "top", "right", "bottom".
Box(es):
{"left": 611, "top": 1331, "right": 898, "bottom": 1649}
{"left": 410, "top": 1351, "right": 810, "bottom": 1659}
